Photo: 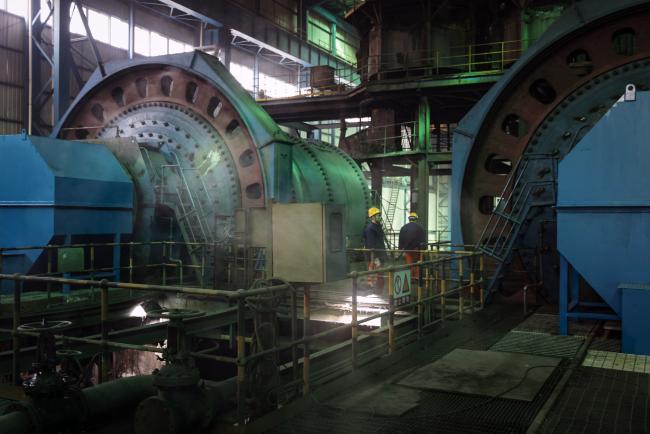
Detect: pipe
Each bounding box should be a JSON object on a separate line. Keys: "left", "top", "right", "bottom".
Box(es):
{"left": 0, "top": 411, "right": 32, "bottom": 434}
{"left": 0, "top": 375, "right": 156, "bottom": 434}
{"left": 84, "top": 375, "right": 156, "bottom": 418}
{"left": 135, "top": 377, "right": 237, "bottom": 434}
{"left": 523, "top": 282, "right": 542, "bottom": 315}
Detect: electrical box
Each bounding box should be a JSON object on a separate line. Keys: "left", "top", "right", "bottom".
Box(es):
{"left": 272, "top": 203, "right": 346, "bottom": 283}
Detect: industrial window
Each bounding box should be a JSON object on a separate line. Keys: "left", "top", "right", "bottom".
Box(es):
{"left": 4, "top": 0, "right": 27, "bottom": 17}
{"left": 335, "top": 28, "right": 358, "bottom": 65}
{"left": 230, "top": 63, "right": 255, "bottom": 92}
{"left": 134, "top": 27, "right": 150, "bottom": 56}
{"left": 88, "top": 9, "right": 110, "bottom": 43}
{"left": 258, "top": 72, "right": 298, "bottom": 98}
{"left": 70, "top": 5, "right": 88, "bottom": 36}
{"left": 169, "top": 39, "right": 185, "bottom": 54}
{"left": 110, "top": 17, "right": 129, "bottom": 50}
{"left": 150, "top": 31, "right": 168, "bottom": 56}
{"left": 329, "top": 212, "right": 343, "bottom": 252}
{"left": 260, "top": 0, "right": 298, "bottom": 33}
{"left": 0, "top": 1, "right": 194, "bottom": 56}
{"left": 307, "top": 11, "right": 331, "bottom": 51}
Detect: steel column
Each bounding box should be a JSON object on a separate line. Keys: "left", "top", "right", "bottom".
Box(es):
{"left": 416, "top": 97, "right": 430, "bottom": 239}
{"left": 73, "top": 1, "right": 106, "bottom": 77}
{"left": 52, "top": 0, "right": 72, "bottom": 125}
{"left": 128, "top": 1, "right": 135, "bottom": 60}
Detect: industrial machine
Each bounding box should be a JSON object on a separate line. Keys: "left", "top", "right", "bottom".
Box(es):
{"left": 0, "top": 51, "right": 370, "bottom": 289}
{"left": 557, "top": 86, "right": 650, "bottom": 355}
{"left": 452, "top": 0, "right": 650, "bottom": 299}
{"left": 0, "top": 134, "right": 133, "bottom": 291}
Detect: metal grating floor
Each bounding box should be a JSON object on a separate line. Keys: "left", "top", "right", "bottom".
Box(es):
{"left": 267, "top": 305, "right": 566, "bottom": 434}
{"left": 539, "top": 366, "right": 650, "bottom": 434}
{"left": 490, "top": 330, "right": 585, "bottom": 359}
{"left": 589, "top": 336, "right": 622, "bottom": 352}
{"left": 582, "top": 350, "right": 650, "bottom": 374}
{"left": 513, "top": 314, "right": 597, "bottom": 337}
{"left": 270, "top": 365, "right": 566, "bottom": 434}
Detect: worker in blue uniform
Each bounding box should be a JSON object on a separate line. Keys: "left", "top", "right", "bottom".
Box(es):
{"left": 399, "top": 212, "right": 426, "bottom": 278}
{"left": 363, "top": 207, "right": 387, "bottom": 290}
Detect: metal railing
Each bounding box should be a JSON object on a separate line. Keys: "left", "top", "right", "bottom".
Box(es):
{"left": 477, "top": 155, "right": 558, "bottom": 261}
{"left": 0, "top": 239, "right": 276, "bottom": 296}
{"left": 361, "top": 39, "right": 526, "bottom": 79}
{"left": 255, "top": 39, "right": 530, "bottom": 100}
{"left": 343, "top": 120, "right": 417, "bottom": 155}
{"left": 0, "top": 248, "right": 485, "bottom": 427}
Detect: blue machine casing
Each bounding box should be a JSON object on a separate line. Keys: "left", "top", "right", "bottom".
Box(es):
{"left": 557, "top": 90, "right": 650, "bottom": 354}
{"left": 0, "top": 134, "right": 133, "bottom": 289}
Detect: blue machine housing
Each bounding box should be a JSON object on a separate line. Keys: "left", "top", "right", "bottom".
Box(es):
{"left": 0, "top": 134, "right": 133, "bottom": 290}
{"left": 557, "top": 90, "right": 650, "bottom": 354}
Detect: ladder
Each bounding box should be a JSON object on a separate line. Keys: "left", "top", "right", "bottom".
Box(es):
{"left": 383, "top": 182, "right": 401, "bottom": 232}
{"left": 142, "top": 147, "right": 215, "bottom": 286}
{"left": 476, "top": 155, "right": 557, "bottom": 298}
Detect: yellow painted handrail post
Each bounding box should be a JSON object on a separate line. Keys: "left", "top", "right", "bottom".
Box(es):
{"left": 303, "top": 285, "right": 311, "bottom": 395}
{"left": 351, "top": 275, "right": 359, "bottom": 369}
{"left": 12, "top": 278, "right": 21, "bottom": 386}
{"left": 236, "top": 297, "right": 246, "bottom": 425}
{"left": 388, "top": 271, "right": 395, "bottom": 354}
{"left": 129, "top": 243, "right": 134, "bottom": 297}
{"left": 46, "top": 247, "right": 52, "bottom": 304}
{"left": 458, "top": 257, "right": 464, "bottom": 320}
{"left": 100, "top": 279, "right": 109, "bottom": 384}
{"left": 162, "top": 243, "right": 167, "bottom": 285}
{"left": 479, "top": 255, "right": 485, "bottom": 309}
{"left": 424, "top": 255, "right": 430, "bottom": 325}
{"left": 470, "top": 258, "right": 476, "bottom": 313}
{"left": 441, "top": 264, "right": 447, "bottom": 322}
{"left": 291, "top": 289, "right": 298, "bottom": 380}
{"left": 417, "top": 264, "right": 423, "bottom": 337}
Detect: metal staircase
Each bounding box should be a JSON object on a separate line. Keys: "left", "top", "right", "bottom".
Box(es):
{"left": 142, "top": 148, "right": 215, "bottom": 285}
{"left": 383, "top": 182, "right": 401, "bottom": 232}
{"left": 476, "top": 155, "right": 558, "bottom": 297}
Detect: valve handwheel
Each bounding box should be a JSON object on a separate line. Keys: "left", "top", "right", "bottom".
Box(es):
{"left": 147, "top": 308, "right": 205, "bottom": 321}
{"left": 18, "top": 320, "right": 72, "bottom": 332}
{"left": 55, "top": 349, "right": 83, "bottom": 357}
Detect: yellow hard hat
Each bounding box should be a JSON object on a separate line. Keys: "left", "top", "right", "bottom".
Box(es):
{"left": 368, "top": 207, "right": 381, "bottom": 218}
{"left": 408, "top": 212, "right": 418, "bottom": 219}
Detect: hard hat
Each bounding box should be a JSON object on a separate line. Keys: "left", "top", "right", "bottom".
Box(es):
{"left": 368, "top": 207, "right": 381, "bottom": 218}
{"left": 408, "top": 212, "right": 418, "bottom": 220}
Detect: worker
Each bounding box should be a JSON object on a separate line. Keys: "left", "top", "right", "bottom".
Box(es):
{"left": 363, "top": 207, "right": 387, "bottom": 290}
{"left": 399, "top": 212, "right": 426, "bottom": 278}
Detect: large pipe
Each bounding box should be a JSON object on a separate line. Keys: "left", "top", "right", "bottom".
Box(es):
{"left": 0, "top": 411, "right": 32, "bottom": 434}
{"left": 84, "top": 375, "right": 157, "bottom": 418}
{"left": 0, "top": 375, "right": 156, "bottom": 434}
{"left": 134, "top": 377, "right": 237, "bottom": 434}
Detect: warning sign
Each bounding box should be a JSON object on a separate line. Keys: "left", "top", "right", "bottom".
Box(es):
{"left": 393, "top": 269, "right": 412, "bottom": 306}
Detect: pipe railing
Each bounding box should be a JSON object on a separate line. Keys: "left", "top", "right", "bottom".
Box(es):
{"left": 0, "top": 240, "right": 271, "bottom": 292}
{"left": 255, "top": 38, "right": 531, "bottom": 100}
{"left": 0, "top": 248, "right": 486, "bottom": 426}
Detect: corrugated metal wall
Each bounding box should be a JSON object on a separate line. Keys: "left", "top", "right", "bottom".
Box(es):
{"left": 0, "top": 11, "right": 25, "bottom": 134}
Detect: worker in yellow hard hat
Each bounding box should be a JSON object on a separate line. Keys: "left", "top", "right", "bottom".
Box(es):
{"left": 399, "top": 211, "right": 426, "bottom": 279}
{"left": 362, "top": 207, "right": 386, "bottom": 290}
